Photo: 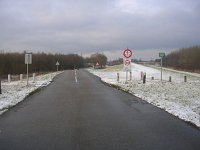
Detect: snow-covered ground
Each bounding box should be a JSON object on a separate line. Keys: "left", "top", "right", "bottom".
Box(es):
{"left": 0, "top": 72, "right": 62, "bottom": 115}
{"left": 88, "top": 63, "right": 200, "bottom": 128}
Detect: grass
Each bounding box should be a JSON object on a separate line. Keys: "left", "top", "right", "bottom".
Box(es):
{"left": 103, "top": 64, "right": 123, "bottom": 72}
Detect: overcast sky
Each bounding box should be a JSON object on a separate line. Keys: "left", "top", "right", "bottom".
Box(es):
{"left": 0, "top": 0, "right": 200, "bottom": 60}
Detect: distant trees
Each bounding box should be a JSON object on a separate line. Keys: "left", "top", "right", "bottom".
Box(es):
{"left": 90, "top": 53, "right": 107, "bottom": 68}
{"left": 0, "top": 52, "right": 84, "bottom": 76}
{"left": 163, "top": 46, "right": 200, "bottom": 72}
{"left": 107, "top": 58, "right": 123, "bottom": 66}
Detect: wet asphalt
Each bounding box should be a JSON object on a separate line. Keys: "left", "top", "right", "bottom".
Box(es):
{"left": 0, "top": 70, "right": 199, "bottom": 150}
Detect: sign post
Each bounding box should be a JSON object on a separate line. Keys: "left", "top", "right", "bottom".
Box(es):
{"left": 56, "top": 61, "right": 60, "bottom": 72}
{"left": 123, "top": 48, "right": 132, "bottom": 84}
{"left": 159, "top": 52, "right": 165, "bottom": 81}
{"left": 25, "top": 53, "right": 32, "bottom": 86}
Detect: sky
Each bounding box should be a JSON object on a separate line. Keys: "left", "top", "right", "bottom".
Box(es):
{"left": 0, "top": 0, "right": 200, "bottom": 60}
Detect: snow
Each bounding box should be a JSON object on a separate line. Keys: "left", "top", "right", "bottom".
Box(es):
{"left": 88, "top": 63, "right": 200, "bottom": 128}
{"left": 0, "top": 72, "right": 62, "bottom": 115}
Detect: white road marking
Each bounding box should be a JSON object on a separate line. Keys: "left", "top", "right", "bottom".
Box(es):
{"left": 75, "top": 69, "right": 78, "bottom": 83}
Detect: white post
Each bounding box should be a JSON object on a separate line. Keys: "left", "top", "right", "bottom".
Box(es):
{"left": 33, "top": 73, "right": 35, "bottom": 82}
{"left": 8, "top": 74, "right": 11, "bottom": 83}
{"left": 20, "top": 74, "right": 23, "bottom": 82}
{"left": 27, "top": 63, "right": 29, "bottom": 86}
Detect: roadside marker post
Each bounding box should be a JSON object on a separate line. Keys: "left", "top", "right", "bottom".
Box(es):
{"left": 184, "top": 76, "right": 187, "bottom": 82}
{"left": 117, "top": 73, "right": 119, "bottom": 82}
{"left": 33, "top": 73, "right": 36, "bottom": 83}
{"left": 143, "top": 72, "right": 146, "bottom": 84}
{"left": 8, "top": 74, "right": 11, "bottom": 83}
{"left": 169, "top": 76, "right": 172, "bottom": 82}
{"left": 159, "top": 52, "right": 165, "bottom": 81}
{"left": 25, "top": 53, "right": 32, "bottom": 86}
{"left": 20, "top": 74, "right": 23, "bottom": 83}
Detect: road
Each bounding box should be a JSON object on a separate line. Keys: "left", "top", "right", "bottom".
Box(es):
{"left": 0, "top": 70, "right": 200, "bottom": 150}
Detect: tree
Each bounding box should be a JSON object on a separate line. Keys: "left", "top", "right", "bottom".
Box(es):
{"left": 90, "top": 53, "right": 107, "bottom": 68}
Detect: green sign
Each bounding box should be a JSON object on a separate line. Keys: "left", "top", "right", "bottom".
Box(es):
{"left": 159, "top": 52, "right": 165, "bottom": 58}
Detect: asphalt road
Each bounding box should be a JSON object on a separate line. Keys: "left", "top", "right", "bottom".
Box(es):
{"left": 0, "top": 70, "right": 200, "bottom": 150}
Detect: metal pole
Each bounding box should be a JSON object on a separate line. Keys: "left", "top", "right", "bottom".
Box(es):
{"left": 129, "top": 71, "right": 132, "bottom": 81}
{"left": 161, "top": 57, "right": 163, "bottom": 81}
{"left": 27, "top": 63, "right": 29, "bottom": 86}
{"left": 57, "top": 65, "right": 58, "bottom": 72}
{"left": 125, "top": 71, "right": 128, "bottom": 83}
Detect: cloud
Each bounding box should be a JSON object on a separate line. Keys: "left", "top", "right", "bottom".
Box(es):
{"left": 0, "top": 0, "right": 200, "bottom": 59}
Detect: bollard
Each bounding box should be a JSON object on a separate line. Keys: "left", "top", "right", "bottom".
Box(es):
{"left": 184, "top": 76, "right": 187, "bottom": 82}
{"left": 117, "top": 73, "right": 119, "bottom": 82}
{"left": 151, "top": 76, "right": 154, "bottom": 80}
{"left": 143, "top": 73, "right": 146, "bottom": 84}
{"left": 8, "top": 74, "right": 11, "bottom": 83}
{"left": 20, "top": 74, "right": 23, "bottom": 82}
{"left": 0, "top": 78, "right": 1, "bottom": 94}
{"left": 129, "top": 71, "right": 132, "bottom": 81}
{"left": 141, "top": 71, "right": 144, "bottom": 80}
{"left": 169, "top": 76, "right": 171, "bottom": 82}
{"left": 33, "top": 73, "right": 36, "bottom": 82}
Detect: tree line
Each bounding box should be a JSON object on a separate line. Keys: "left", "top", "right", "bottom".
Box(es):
{"left": 0, "top": 52, "right": 108, "bottom": 76}
{"left": 163, "top": 46, "right": 200, "bottom": 72}
{"left": 0, "top": 52, "right": 84, "bottom": 76}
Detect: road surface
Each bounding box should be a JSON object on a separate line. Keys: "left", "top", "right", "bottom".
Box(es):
{"left": 0, "top": 70, "right": 200, "bottom": 150}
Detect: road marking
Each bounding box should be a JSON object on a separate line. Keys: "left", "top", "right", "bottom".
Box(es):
{"left": 75, "top": 69, "right": 78, "bottom": 83}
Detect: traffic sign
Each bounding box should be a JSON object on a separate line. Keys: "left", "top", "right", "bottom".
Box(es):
{"left": 123, "top": 48, "right": 132, "bottom": 58}
{"left": 25, "top": 53, "right": 32, "bottom": 64}
{"left": 159, "top": 52, "right": 165, "bottom": 58}
{"left": 96, "top": 62, "right": 99, "bottom": 66}
{"left": 124, "top": 59, "right": 131, "bottom": 66}
{"left": 123, "top": 59, "right": 131, "bottom": 72}
{"left": 56, "top": 61, "right": 60, "bottom": 66}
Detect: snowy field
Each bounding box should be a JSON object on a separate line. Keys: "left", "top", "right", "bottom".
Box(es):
{"left": 88, "top": 63, "right": 200, "bottom": 128}
{"left": 0, "top": 72, "right": 62, "bottom": 115}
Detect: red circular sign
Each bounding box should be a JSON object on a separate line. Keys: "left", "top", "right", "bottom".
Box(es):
{"left": 124, "top": 59, "right": 131, "bottom": 66}
{"left": 123, "top": 48, "right": 132, "bottom": 58}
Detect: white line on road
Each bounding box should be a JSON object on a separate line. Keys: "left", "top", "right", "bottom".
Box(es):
{"left": 75, "top": 69, "right": 78, "bottom": 83}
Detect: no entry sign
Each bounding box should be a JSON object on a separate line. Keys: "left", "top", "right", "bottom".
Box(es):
{"left": 123, "top": 48, "right": 132, "bottom": 58}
